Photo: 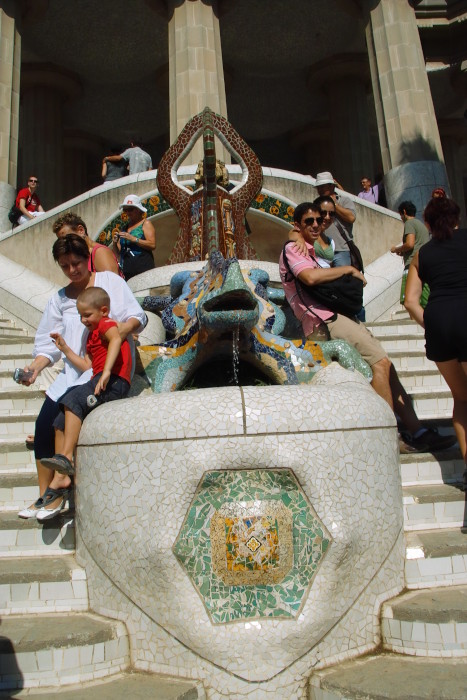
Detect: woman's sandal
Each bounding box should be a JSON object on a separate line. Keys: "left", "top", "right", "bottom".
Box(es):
{"left": 36, "top": 486, "right": 71, "bottom": 521}
{"left": 40, "top": 453, "right": 75, "bottom": 476}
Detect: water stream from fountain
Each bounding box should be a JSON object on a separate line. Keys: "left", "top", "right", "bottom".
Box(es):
{"left": 232, "top": 324, "right": 240, "bottom": 385}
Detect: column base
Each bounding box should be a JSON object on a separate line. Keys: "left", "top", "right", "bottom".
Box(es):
{"left": 0, "top": 182, "right": 16, "bottom": 234}
{"left": 384, "top": 161, "right": 450, "bottom": 217}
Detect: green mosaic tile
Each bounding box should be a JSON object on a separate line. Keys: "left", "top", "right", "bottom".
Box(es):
{"left": 173, "top": 469, "right": 331, "bottom": 624}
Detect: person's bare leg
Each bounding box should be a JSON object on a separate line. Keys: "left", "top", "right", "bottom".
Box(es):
{"left": 370, "top": 357, "right": 393, "bottom": 409}
{"left": 389, "top": 364, "right": 423, "bottom": 434}
{"left": 36, "top": 461, "right": 54, "bottom": 496}
{"left": 436, "top": 360, "right": 467, "bottom": 462}
{"left": 60, "top": 408, "right": 82, "bottom": 463}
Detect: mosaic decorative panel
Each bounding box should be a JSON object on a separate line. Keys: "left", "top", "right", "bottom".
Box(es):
{"left": 173, "top": 469, "right": 331, "bottom": 624}
{"left": 211, "top": 501, "right": 293, "bottom": 585}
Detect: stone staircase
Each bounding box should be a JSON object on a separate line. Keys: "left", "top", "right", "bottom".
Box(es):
{"left": 1, "top": 304, "right": 466, "bottom": 699}
{"left": 310, "top": 306, "right": 467, "bottom": 699}
{"left": 0, "top": 309, "right": 202, "bottom": 699}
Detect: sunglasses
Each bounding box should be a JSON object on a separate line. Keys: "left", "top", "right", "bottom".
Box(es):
{"left": 320, "top": 210, "right": 335, "bottom": 218}
{"left": 304, "top": 216, "right": 323, "bottom": 226}
{"left": 28, "top": 179, "right": 38, "bottom": 183}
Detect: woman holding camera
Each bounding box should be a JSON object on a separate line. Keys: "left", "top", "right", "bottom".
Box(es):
{"left": 18, "top": 234, "right": 147, "bottom": 521}
{"left": 112, "top": 194, "right": 156, "bottom": 280}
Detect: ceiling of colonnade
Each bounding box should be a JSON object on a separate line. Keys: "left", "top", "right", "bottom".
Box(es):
{"left": 19, "top": 1, "right": 367, "bottom": 157}
{"left": 18, "top": 0, "right": 465, "bottom": 176}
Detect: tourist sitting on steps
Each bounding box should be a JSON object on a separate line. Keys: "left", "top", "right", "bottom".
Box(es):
{"left": 279, "top": 201, "right": 456, "bottom": 455}
{"left": 39, "top": 286, "right": 132, "bottom": 505}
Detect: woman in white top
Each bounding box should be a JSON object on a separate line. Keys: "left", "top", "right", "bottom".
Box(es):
{"left": 18, "top": 234, "right": 147, "bottom": 520}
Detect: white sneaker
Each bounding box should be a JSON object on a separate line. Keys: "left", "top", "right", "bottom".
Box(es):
{"left": 18, "top": 496, "right": 44, "bottom": 519}
{"left": 36, "top": 487, "right": 70, "bottom": 522}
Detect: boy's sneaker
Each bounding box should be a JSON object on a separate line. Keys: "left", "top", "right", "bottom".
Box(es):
{"left": 408, "top": 428, "right": 457, "bottom": 453}
{"left": 398, "top": 433, "right": 424, "bottom": 454}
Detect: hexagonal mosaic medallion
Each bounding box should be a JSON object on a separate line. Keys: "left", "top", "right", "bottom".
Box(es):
{"left": 173, "top": 469, "right": 331, "bottom": 624}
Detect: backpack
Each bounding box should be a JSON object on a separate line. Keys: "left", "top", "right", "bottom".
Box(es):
{"left": 8, "top": 192, "right": 32, "bottom": 226}
{"left": 8, "top": 204, "right": 22, "bottom": 225}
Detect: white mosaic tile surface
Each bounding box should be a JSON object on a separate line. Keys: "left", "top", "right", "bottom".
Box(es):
{"left": 75, "top": 368, "right": 404, "bottom": 696}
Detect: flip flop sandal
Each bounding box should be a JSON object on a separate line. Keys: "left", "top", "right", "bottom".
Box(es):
{"left": 40, "top": 453, "right": 75, "bottom": 476}
{"left": 36, "top": 486, "right": 70, "bottom": 522}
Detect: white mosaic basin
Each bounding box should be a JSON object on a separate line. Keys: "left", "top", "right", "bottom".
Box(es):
{"left": 76, "top": 364, "right": 404, "bottom": 685}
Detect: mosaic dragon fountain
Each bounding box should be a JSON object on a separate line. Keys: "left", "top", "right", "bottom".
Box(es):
{"left": 137, "top": 107, "right": 371, "bottom": 392}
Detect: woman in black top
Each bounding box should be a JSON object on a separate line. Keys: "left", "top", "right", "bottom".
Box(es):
{"left": 405, "top": 197, "right": 467, "bottom": 489}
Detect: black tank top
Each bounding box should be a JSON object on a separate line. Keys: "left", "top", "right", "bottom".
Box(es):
{"left": 418, "top": 228, "right": 467, "bottom": 302}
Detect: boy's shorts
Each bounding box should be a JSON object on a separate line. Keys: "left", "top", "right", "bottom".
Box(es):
{"left": 53, "top": 373, "right": 130, "bottom": 431}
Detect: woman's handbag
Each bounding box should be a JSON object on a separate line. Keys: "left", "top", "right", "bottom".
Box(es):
{"left": 334, "top": 219, "right": 364, "bottom": 272}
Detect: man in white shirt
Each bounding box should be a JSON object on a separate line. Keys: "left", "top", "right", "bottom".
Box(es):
{"left": 104, "top": 139, "right": 152, "bottom": 176}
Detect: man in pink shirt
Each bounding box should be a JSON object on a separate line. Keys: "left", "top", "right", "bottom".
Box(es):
{"left": 279, "top": 201, "right": 456, "bottom": 454}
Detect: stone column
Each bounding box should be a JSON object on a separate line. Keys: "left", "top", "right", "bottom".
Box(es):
{"left": 168, "top": 0, "right": 227, "bottom": 163}
{"left": 0, "top": 2, "right": 20, "bottom": 230}
{"left": 439, "top": 120, "right": 467, "bottom": 227}
{"left": 19, "top": 65, "right": 81, "bottom": 210}
{"left": 366, "top": 0, "right": 449, "bottom": 213}
{"left": 308, "top": 55, "right": 374, "bottom": 193}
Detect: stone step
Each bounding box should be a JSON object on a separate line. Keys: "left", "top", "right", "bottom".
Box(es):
{"left": 0, "top": 472, "right": 43, "bottom": 510}
{"left": 377, "top": 333, "right": 427, "bottom": 352}
{"left": 0, "top": 554, "right": 88, "bottom": 615}
{"left": 400, "top": 447, "right": 464, "bottom": 486}
{"left": 403, "top": 483, "right": 466, "bottom": 531}
{"left": 0, "top": 612, "right": 129, "bottom": 691}
{"left": 397, "top": 367, "right": 448, "bottom": 391}
{"left": 0, "top": 670, "right": 204, "bottom": 699}
{"left": 0, "top": 354, "right": 35, "bottom": 370}
{"left": 405, "top": 528, "right": 467, "bottom": 589}
{"left": 0, "top": 386, "right": 44, "bottom": 411}
{"left": 381, "top": 585, "right": 467, "bottom": 657}
{"left": 409, "top": 387, "right": 453, "bottom": 421}
{"left": 309, "top": 652, "right": 467, "bottom": 699}
{"left": 0, "top": 436, "right": 36, "bottom": 473}
{"left": 0, "top": 511, "right": 75, "bottom": 557}
{"left": 367, "top": 318, "right": 422, "bottom": 336}
{"left": 0, "top": 338, "right": 34, "bottom": 353}
{"left": 387, "top": 349, "right": 438, "bottom": 372}
{"left": 0, "top": 327, "right": 30, "bottom": 338}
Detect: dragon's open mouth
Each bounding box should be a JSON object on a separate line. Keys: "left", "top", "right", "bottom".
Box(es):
{"left": 203, "top": 290, "right": 258, "bottom": 313}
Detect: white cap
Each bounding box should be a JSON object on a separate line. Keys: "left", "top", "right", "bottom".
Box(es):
{"left": 119, "top": 194, "right": 147, "bottom": 213}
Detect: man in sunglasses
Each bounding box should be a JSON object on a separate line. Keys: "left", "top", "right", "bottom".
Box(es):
{"left": 315, "top": 171, "right": 356, "bottom": 267}
{"left": 279, "top": 201, "right": 456, "bottom": 454}
{"left": 16, "top": 176, "right": 45, "bottom": 225}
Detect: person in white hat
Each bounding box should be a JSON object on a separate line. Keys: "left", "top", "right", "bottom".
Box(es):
{"left": 112, "top": 194, "right": 156, "bottom": 280}
{"left": 314, "top": 171, "right": 356, "bottom": 268}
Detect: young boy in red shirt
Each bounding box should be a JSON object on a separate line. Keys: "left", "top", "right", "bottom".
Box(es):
{"left": 41, "top": 286, "right": 132, "bottom": 476}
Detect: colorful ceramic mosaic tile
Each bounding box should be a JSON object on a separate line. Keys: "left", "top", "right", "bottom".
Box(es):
{"left": 173, "top": 468, "right": 331, "bottom": 624}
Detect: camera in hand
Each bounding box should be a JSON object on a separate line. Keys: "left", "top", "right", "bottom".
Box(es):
{"left": 13, "top": 368, "right": 34, "bottom": 383}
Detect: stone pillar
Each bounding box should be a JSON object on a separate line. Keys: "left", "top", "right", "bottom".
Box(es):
{"left": 168, "top": 0, "right": 227, "bottom": 163}
{"left": 19, "top": 65, "right": 81, "bottom": 210}
{"left": 0, "top": 2, "right": 20, "bottom": 230}
{"left": 308, "top": 55, "right": 374, "bottom": 192}
{"left": 289, "top": 123, "right": 333, "bottom": 178}
{"left": 366, "top": 0, "right": 449, "bottom": 213}
{"left": 439, "top": 120, "right": 467, "bottom": 227}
